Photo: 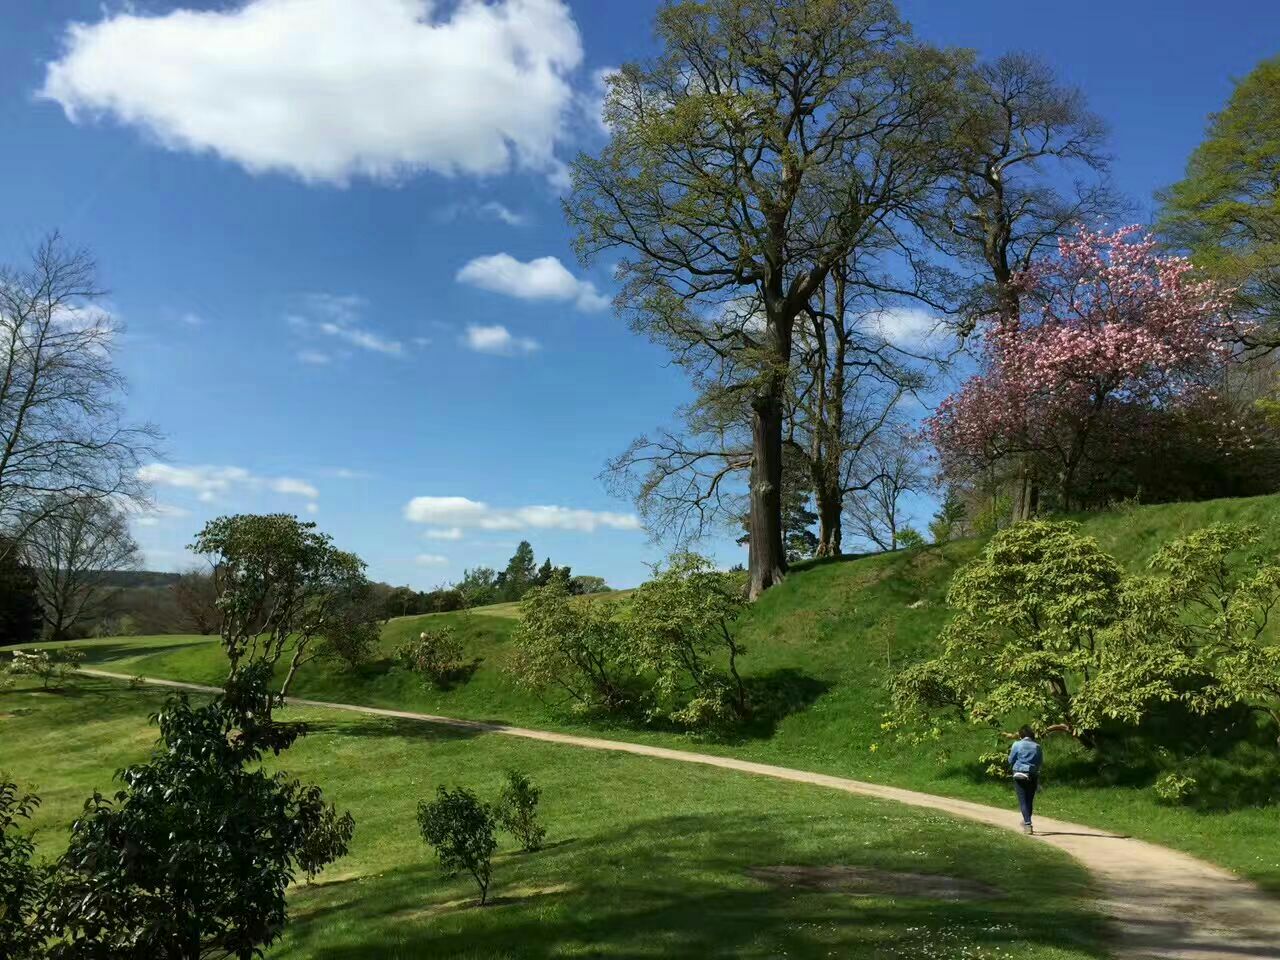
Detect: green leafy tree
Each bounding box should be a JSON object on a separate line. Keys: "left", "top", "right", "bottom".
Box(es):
{"left": 396, "top": 627, "right": 466, "bottom": 688}
{"left": 40, "top": 664, "right": 353, "bottom": 959}
{"left": 1124, "top": 523, "right": 1280, "bottom": 743}
{"left": 627, "top": 553, "right": 750, "bottom": 727}
{"left": 501, "top": 541, "right": 538, "bottom": 601}
{"left": 457, "top": 566, "right": 498, "bottom": 608}
{"left": 8, "top": 648, "right": 84, "bottom": 689}
{"left": 568, "top": 575, "right": 609, "bottom": 596}
{"left": 493, "top": 770, "right": 546, "bottom": 853}
{"left": 890, "top": 521, "right": 1176, "bottom": 748}
{"left": 416, "top": 787, "right": 497, "bottom": 906}
{"left": 567, "top": 0, "right": 961, "bottom": 598}
{"left": 190, "top": 514, "right": 376, "bottom": 697}
{"left": 927, "top": 488, "right": 967, "bottom": 545}
{"left": 535, "top": 557, "right": 555, "bottom": 587}
{"left": 510, "top": 578, "right": 631, "bottom": 713}
{"left": 1158, "top": 55, "right": 1280, "bottom": 351}
{"left": 0, "top": 779, "right": 42, "bottom": 960}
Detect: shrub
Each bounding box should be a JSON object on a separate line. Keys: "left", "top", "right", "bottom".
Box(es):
{"left": 493, "top": 770, "right": 546, "bottom": 853}
{"left": 896, "top": 527, "right": 926, "bottom": 550}
{"left": 626, "top": 553, "right": 749, "bottom": 727}
{"left": 510, "top": 579, "right": 631, "bottom": 713}
{"left": 297, "top": 798, "right": 356, "bottom": 883}
{"left": 397, "top": 627, "right": 466, "bottom": 688}
{"left": 417, "top": 787, "right": 497, "bottom": 905}
{"left": 0, "top": 778, "right": 43, "bottom": 960}
{"left": 8, "top": 648, "right": 84, "bottom": 689}
{"left": 1154, "top": 772, "right": 1199, "bottom": 805}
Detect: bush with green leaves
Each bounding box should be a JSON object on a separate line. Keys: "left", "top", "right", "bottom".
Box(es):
{"left": 1154, "top": 772, "right": 1200, "bottom": 805}
{"left": 493, "top": 770, "right": 546, "bottom": 853}
{"left": 0, "top": 778, "right": 43, "bottom": 960}
{"left": 891, "top": 521, "right": 1147, "bottom": 748}
{"left": 39, "top": 664, "right": 353, "bottom": 958}
{"left": 626, "top": 553, "right": 749, "bottom": 727}
{"left": 416, "top": 787, "right": 497, "bottom": 906}
{"left": 396, "top": 627, "right": 466, "bottom": 688}
{"left": 896, "top": 527, "right": 926, "bottom": 550}
{"left": 8, "top": 648, "right": 84, "bottom": 689}
{"left": 510, "top": 578, "right": 632, "bottom": 713}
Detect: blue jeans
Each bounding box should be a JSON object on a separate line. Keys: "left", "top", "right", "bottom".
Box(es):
{"left": 1014, "top": 775, "right": 1038, "bottom": 824}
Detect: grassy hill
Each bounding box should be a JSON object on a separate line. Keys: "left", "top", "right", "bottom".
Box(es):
{"left": 23, "top": 493, "right": 1280, "bottom": 892}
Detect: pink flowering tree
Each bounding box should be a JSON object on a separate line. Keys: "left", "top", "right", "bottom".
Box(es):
{"left": 928, "top": 226, "right": 1235, "bottom": 510}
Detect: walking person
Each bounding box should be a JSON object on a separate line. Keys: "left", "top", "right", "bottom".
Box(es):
{"left": 1008, "top": 726, "right": 1043, "bottom": 834}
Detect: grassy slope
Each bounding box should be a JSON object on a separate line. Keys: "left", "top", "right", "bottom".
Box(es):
{"left": 37, "top": 494, "right": 1280, "bottom": 891}
{"left": 0, "top": 679, "right": 1104, "bottom": 960}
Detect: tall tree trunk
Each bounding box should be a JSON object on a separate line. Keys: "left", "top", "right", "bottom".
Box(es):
{"left": 814, "top": 483, "right": 842, "bottom": 558}
{"left": 748, "top": 385, "right": 787, "bottom": 599}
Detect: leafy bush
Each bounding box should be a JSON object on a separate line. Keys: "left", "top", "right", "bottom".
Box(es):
{"left": 397, "top": 627, "right": 466, "bottom": 688}
{"left": 39, "top": 664, "right": 354, "bottom": 957}
{"left": 493, "top": 771, "right": 546, "bottom": 853}
{"left": 896, "top": 527, "right": 926, "bottom": 550}
{"left": 0, "top": 779, "right": 42, "bottom": 960}
{"left": 1154, "top": 772, "right": 1199, "bottom": 805}
{"left": 8, "top": 648, "right": 84, "bottom": 689}
{"left": 417, "top": 787, "right": 497, "bottom": 905}
{"left": 510, "top": 579, "right": 632, "bottom": 713}
{"left": 626, "top": 553, "right": 749, "bottom": 728}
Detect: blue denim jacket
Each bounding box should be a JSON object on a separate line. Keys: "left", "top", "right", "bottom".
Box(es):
{"left": 1008, "top": 738, "right": 1043, "bottom": 775}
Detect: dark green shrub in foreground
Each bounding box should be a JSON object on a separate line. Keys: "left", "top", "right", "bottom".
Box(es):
{"left": 39, "top": 664, "right": 354, "bottom": 959}
{"left": 494, "top": 770, "right": 546, "bottom": 852}
{"left": 0, "top": 779, "right": 43, "bottom": 960}
{"left": 417, "top": 787, "right": 497, "bottom": 905}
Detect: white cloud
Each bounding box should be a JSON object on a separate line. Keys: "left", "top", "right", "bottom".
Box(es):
{"left": 416, "top": 553, "right": 450, "bottom": 566}
{"left": 324, "top": 467, "right": 373, "bottom": 480}
{"left": 305, "top": 502, "right": 319, "bottom": 515}
{"left": 405, "top": 495, "right": 641, "bottom": 533}
{"left": 424, "top": 527, "right": 464, "bottom": 541}
{"left": 438, "top": 199, "right": 529, "bottom": 226}
{"left": 179, "top": 312, "right": 204, "bottom": 327}
{"left": 868, "top": 307, "right": 939, "bottom": 345}
{"left": 577, "top": 66, "right": 619, "bottom": 134}
{"left": 40, "top": 0, "right": 585, "bottom": 185}
{"left": 289, "top": 293, "right": 403, "bottom": 359}
{"left": 462, "top": 324, "right": 540, "bottom": 356}
{"left": 128, "top": 502, "right": 192, "bottom": 528}
{"left": 456, "top": 253, "right": 608, "bottom": 312}
{"left": 140, "top": 463, "right": 320, "bottom": 504}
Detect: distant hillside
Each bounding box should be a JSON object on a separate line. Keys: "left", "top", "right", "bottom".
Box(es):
{"left": 96, "top": 570, "right": 183, "bottom": 589}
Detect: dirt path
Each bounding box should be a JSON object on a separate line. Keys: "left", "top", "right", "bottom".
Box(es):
{"left": 82, "top": 668, "right": 1280, "bottom": 960}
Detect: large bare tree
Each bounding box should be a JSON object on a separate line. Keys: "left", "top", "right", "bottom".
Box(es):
{"left": 567, "top": 0, "right": 960, "bottom": 597}
{"left": 23, "top": 495, "right": 140, "bottom": 641}
{"left": 0, "top": 234, "right": 158, "bottom": 561}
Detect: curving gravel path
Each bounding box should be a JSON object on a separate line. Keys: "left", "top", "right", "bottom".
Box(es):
{"left": 82, "top": 667, "right": 1280, "bottom": 960}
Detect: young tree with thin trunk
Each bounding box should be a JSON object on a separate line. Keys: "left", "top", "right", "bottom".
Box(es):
{"left": 567, "top": 0, "right": 960, "bottom": 597}
{"left": 22, "top": 495, "right": 139, "bottom": 641}
{"left": 845, "top": 425, "right": 926, "bottom": 552}
{"left": 0, "top": 234, "right": 158, "bottom": 563}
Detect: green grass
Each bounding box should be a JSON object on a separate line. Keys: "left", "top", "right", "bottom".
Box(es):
{"left": 0, "top": 679, "right": 1106, "bottom": 959}
{"left": 26, "top": 494, "right": 1280, "bottom": 892}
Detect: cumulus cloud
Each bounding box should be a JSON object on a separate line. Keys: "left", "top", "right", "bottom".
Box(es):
{"left": 456, "top": 253, "right": 608, "bottom": 311}
{"left": 139, "top": 463, "right": 320, "bottom": 504}
{"left": 416, "top": 553, "right": 449, "bottom": 566}
{"left": 405, "top": 495, "right": 641, "bottom": 533}
{"left": 867, "top": 307, "right": 940, "bottom": 345}
{"left": 40, "top": 0, "right": 585, "bottom": 185}
{"left": 462, "top": 324, "right": 540, "bottom": 355}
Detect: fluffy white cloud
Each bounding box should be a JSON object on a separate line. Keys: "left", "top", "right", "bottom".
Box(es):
{"left": 868, "top": 307, "right": 939, "bottom": 345}
{"left": 129, "top": 502, "right": 192, "bottom": 528}
{"left": 424, "top": 527, "right": 464, "bottom": 540}
{"left": 405, "top": 495, "right": 641, "bottom": 533}
{"left": 462, "top": 324, "right": 540, "bottom": 355}
{"left": 139, "top": 463, "right": 320, "bottom": 504}
{"left": 416, "top": 553, "right": 450, "bottom": 566}
{"left": 456, "top": 254, "right": 608, "bottom": 311}
{"left": 40, "top": 0, "right": 585, "bottom": 185}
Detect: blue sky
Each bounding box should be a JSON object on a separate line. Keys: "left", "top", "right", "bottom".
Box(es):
{"left": 0, "top": 0, "right": 1274, "bottom": 589}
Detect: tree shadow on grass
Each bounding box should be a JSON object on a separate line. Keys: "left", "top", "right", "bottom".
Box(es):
{"left": 68, "top": 639, "right": 218, "bottom": 666}
{"left": 301, "top": 715, "right": 486, "bottom": 744}
{"left": 283, "top": 812, "right": 1108, "bottom": 960}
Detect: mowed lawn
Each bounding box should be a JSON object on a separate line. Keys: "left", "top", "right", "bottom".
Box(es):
{"left": 27, "top": 494, "right": 1280, "bottom": 893}
{"left": 0, "top": 678, "right": 1106, "bottom": 960}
